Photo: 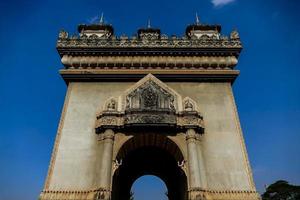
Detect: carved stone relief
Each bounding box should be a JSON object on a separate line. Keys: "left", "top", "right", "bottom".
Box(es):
{"left": 95, "top": 74, "right": 204, "bottom": 133}
{"left": 106, "top": 99, "right": 117, "bottom": 111}
{"left": 126, "top": 79, "right": 175, "bottom": 111}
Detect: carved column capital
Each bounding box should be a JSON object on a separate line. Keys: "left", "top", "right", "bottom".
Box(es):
{"left": 186, "top": 128, "right": 197, "bottom": 141}
{"left": 103, "top": 129, "right": 115, "bottom": 140}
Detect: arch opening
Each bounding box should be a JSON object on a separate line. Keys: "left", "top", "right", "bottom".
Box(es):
{"left": 112, "top": 134, "right": 187, "bottom": 200}
{"left": 131, "top": 175, "right": 168, "bottom": 200}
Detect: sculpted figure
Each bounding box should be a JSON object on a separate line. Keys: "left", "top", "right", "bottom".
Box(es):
{"left": 107, "top": 99, "right": 117, "bottom": 111}
{"left": 184, "top": 100, "right": 194, "bottom": 111}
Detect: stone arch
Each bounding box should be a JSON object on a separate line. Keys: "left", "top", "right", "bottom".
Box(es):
{"left": 115, "top": 133, "right": 185, "bottom": 163}
{"left": 111, "top": 133, "right": 188, "bottom": 200}
{"left": 112, "top": 133, "right": 187, "bottom": 166}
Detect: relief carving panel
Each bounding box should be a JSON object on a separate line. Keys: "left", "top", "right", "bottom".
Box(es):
{"left": 95, "top": 74, "right": 204, "bottom": 133}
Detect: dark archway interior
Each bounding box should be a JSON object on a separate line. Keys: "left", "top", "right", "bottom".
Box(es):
{"left": 112, "top": 136, "right": 187, "bottom": 200}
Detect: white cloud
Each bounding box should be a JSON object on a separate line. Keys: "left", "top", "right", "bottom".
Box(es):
{"left": 211, "top": 0, "right": 236, "bottom": 7}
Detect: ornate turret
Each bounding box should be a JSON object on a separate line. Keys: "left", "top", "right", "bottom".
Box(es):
{"left": 137, "top": 20, "right": 161, "bottom": 40}
{"left": 186, "top": 13, "right": 221, "bottom": 39}
{"left": 77, "top": 13, "right": 114, "bottom": 38}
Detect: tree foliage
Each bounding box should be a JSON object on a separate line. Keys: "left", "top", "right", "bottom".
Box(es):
{"left": 262, "top": 180, "right": 300, "bottom": 200}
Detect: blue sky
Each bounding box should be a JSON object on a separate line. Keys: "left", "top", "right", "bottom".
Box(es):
{"left": 0, "top": 0, "right": 299, "bottom": 199}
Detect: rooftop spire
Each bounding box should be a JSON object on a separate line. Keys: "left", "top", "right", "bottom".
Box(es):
{"left": 100, "top": 12, "right": 104, "bottom": 24}
{"left": 196, "top": 12, "right": 200, "bottom": 25}
{"left": 147, "top": 19, "right": 151, "bottom": 28}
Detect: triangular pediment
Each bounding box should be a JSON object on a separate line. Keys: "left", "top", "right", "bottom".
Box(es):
{"left": 124, "top": 74, "right": 180, "bottom": 98}
{"left": 122, "top": 74, "right": 182, "bottom": 111}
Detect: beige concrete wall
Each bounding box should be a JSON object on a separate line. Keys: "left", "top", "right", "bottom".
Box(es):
{"left": 48, "top": 82, "right": 134, "bottom": 190}
{"left": 47, "top": 81, "right": 254, "bottom": 191}
{"left": 168, "top": 82, "right": 253, "bottom": 191}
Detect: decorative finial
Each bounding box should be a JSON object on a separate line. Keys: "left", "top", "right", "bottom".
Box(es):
{"left": 147, "top": 19, "right": 151, "bottom": 28}
{"left": 196, "top": 12, "right": 200, "bottom": 25}
{"left": 230, "top": 28, "right": 240, "bottom": 40}
{"left": 59, "top": 29, "right": 68, "bottom": 39}
{"left": 100, "top": 12, "right": 104, "bottom": 24}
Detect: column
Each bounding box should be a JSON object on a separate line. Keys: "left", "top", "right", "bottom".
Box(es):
{"left": 99, "top": 129, "right": 115, "bottom": 190}
{"left": 186, "top": 128, "right": 202, "bottom": 188}
{"left": 197, "top": 138, "right": 207, "bottom": 188}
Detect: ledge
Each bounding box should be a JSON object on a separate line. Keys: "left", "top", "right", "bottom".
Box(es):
{"left": 59, "top": 69, "right": 240, "bottom": 83}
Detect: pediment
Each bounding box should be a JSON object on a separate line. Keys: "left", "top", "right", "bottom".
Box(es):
{"left": 123, "top": 74, "right": 182, "bottom": 112}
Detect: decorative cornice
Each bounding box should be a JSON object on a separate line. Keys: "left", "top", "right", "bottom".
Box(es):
{"left": 60, "top": 55, "right": 238, "bottom": 69}
{"left": 56, "top": 28, "right": 242, "bottom": 58}
{"left": 59, "top": 69, "right": 240, "bottom": 83}
{"left": 57, "top": 25, "right": 242, "bottom": 82}
{"left": 57, "top": 34, "right": 241, "bottom": 51}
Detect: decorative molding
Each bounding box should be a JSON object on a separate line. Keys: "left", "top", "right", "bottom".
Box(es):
{"left": 57, "top": 34, "right": 242, "bottom": 49}
{"left": 44, "top": 83, "right": 73, "bottom": 189}
{"left": 178, "top": 159, "right": 188, "bottom": 174}
{"left": 177, "top": 112, "right": 204, "bottom": 130}
{"left": 59, "top": 69, "right": 240, "bottom": 83}
{"left": 112, "top": 159, "right": 122, "bottom": 173}
{"left": 39, "top": 188, "right": 111, "bottom": 200}
{"left": 57, "top": 25, "right": 242, "bottom": 83}
{"left": 96, "top": 112, "right": 204, "bottom": 133}
{"left": 60, "top": 55, "right": 238, "bottom": 69}
{"left": 39, "top": 188, "right": 260, "bottom": 200}
{"left": 188, "top": 188, "right": 260, "bottom": 200}
{"left": 139, "top": 32, "right": 160, "bottom": 40}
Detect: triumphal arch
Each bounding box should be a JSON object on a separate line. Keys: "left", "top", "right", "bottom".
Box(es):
{"left": 39, "top": 18, "right": 260, "bottom": 200}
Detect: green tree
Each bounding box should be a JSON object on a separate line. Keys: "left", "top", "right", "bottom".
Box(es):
{"left": 262, "top": 180, "right": 300, "bottom": 200}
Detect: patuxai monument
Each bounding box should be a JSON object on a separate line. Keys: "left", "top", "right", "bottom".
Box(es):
{"left": 39, "top": 16, "right": 260, "bottom": 200}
